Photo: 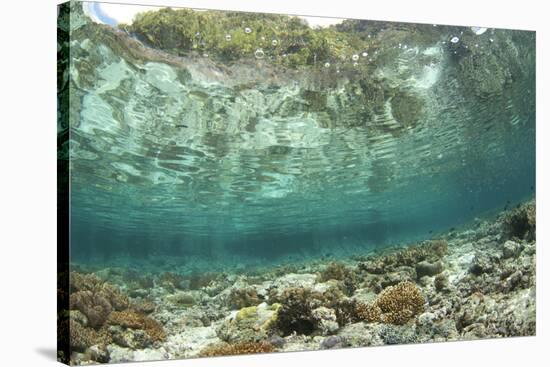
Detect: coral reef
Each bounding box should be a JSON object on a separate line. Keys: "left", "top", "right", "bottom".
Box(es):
{"left": 374, "top": 281, "right": 425, "bottom": 325}
{"left": 66, "top": 199, "right": 536, "bottom": 364}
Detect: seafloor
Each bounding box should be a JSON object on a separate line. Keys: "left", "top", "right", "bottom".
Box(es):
{"left": 61, "top": 199, "right": 535, "bottom": 364}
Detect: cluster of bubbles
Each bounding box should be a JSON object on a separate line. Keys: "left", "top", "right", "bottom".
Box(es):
{"left": 219, "top": 25, "right": 378, "bottom": 67}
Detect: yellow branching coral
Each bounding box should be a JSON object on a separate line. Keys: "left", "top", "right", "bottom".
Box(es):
{"left": 374, "top": 281, "right": 425, "bottom": 325}
{"left": 199, "top": 342, "right": 274, "bottom": 357}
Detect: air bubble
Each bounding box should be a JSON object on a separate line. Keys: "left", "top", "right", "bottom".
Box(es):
{"left": 244, "top": 27, "right": 252, "bottom": 34}
{"left": 362, "top": 52, "right": 368, "bottom": 57}
{"left": 353, "top": 62, "right": 358, "bottom": 67}
{"left": 471, "top": 26, "right": 488, "bottom": 35}
{"left": 324, "top": 62, "right": 331, "bottom": 68}
{"left": 352, "top": 54, "right": 359, "bottom": 61}
{"left": 272, "top": 39, "right": 278, "bottom": 46}
{"left": 254, "top": 48, "right": 265, "bottom": 59}
{"left": 225, "top": 34, "right": 232, "bottom": 41}
{"left": 450, "top": 36, "right": 460, "bottom": 44}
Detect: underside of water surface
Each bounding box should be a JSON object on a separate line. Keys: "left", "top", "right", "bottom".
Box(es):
{"left": 60, "top": 2, "right": 535, "bottom": 269}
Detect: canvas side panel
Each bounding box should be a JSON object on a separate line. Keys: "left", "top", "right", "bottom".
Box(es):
{"left": 57, "top": 1, "right": 71, "bottom": 365}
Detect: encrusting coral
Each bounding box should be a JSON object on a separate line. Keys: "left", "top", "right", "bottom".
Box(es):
{"left": 199, "top": 342, "right": 274, "bottom": 357}
{"left": 108, "top": 310, "right": 166, "bottom": 343}
{"left": 374, "top": 281, "right": 425, "bottom": 325}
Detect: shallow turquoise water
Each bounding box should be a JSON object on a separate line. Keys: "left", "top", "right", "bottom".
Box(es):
{"left": 66, "top": 7, "right": 535, "bottom": 270}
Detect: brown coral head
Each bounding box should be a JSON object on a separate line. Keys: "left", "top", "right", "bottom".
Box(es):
{"left": 375, "top": 281, "right": 425, "bottom": 325}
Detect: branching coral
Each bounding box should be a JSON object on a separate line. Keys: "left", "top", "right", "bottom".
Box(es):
{"left": 335, "top": 299, "right": 359, "bottom": 326}
{"left": 69, "top": 319, "right": 112, "bottom": 352}
{"left": 318, "top": 262, "right": 358, "bottom": 296}
{"left": 107, "top": 311, "right": 166, "bottom": 343}
{"left": 100, "top": 283, "right": 130, "bottom": 311}
{"left": 502, "top": 200, "right": 536, "bottom": 241}
{"left": 227, "top": 287, "right": 263, "bottom": 309}
{"left": 356, "top": 302, "right": 382, "bottom": 323}
{"left": 319, "top": 262, "right": 352, "bottom": 281}
{"left": 131, "top": 299, "right": 156, "bottom": 314}
{"left": 374, "top": 281, "right": 425, "bottom": 325}
{"left": 335, "top": 299, "right": 381, "bottom": 325}
{"left": 70, "top": 272, "right": 101, "bottom": 292}
{"left": 199, "top": 342, "right": 274, "bottom": 357}
{"left": 69, "top": 272, "right": 129, "bottom": 328}
{"left": 271, "top": 287, "right": 317, "bottom": 336}
{"left": 359, "top": 240, "right": 448, "bottom": 274}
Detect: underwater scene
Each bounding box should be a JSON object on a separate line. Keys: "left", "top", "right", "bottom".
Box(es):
{"left": 57, "top": 1, "right": 536, "bottom": 364}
